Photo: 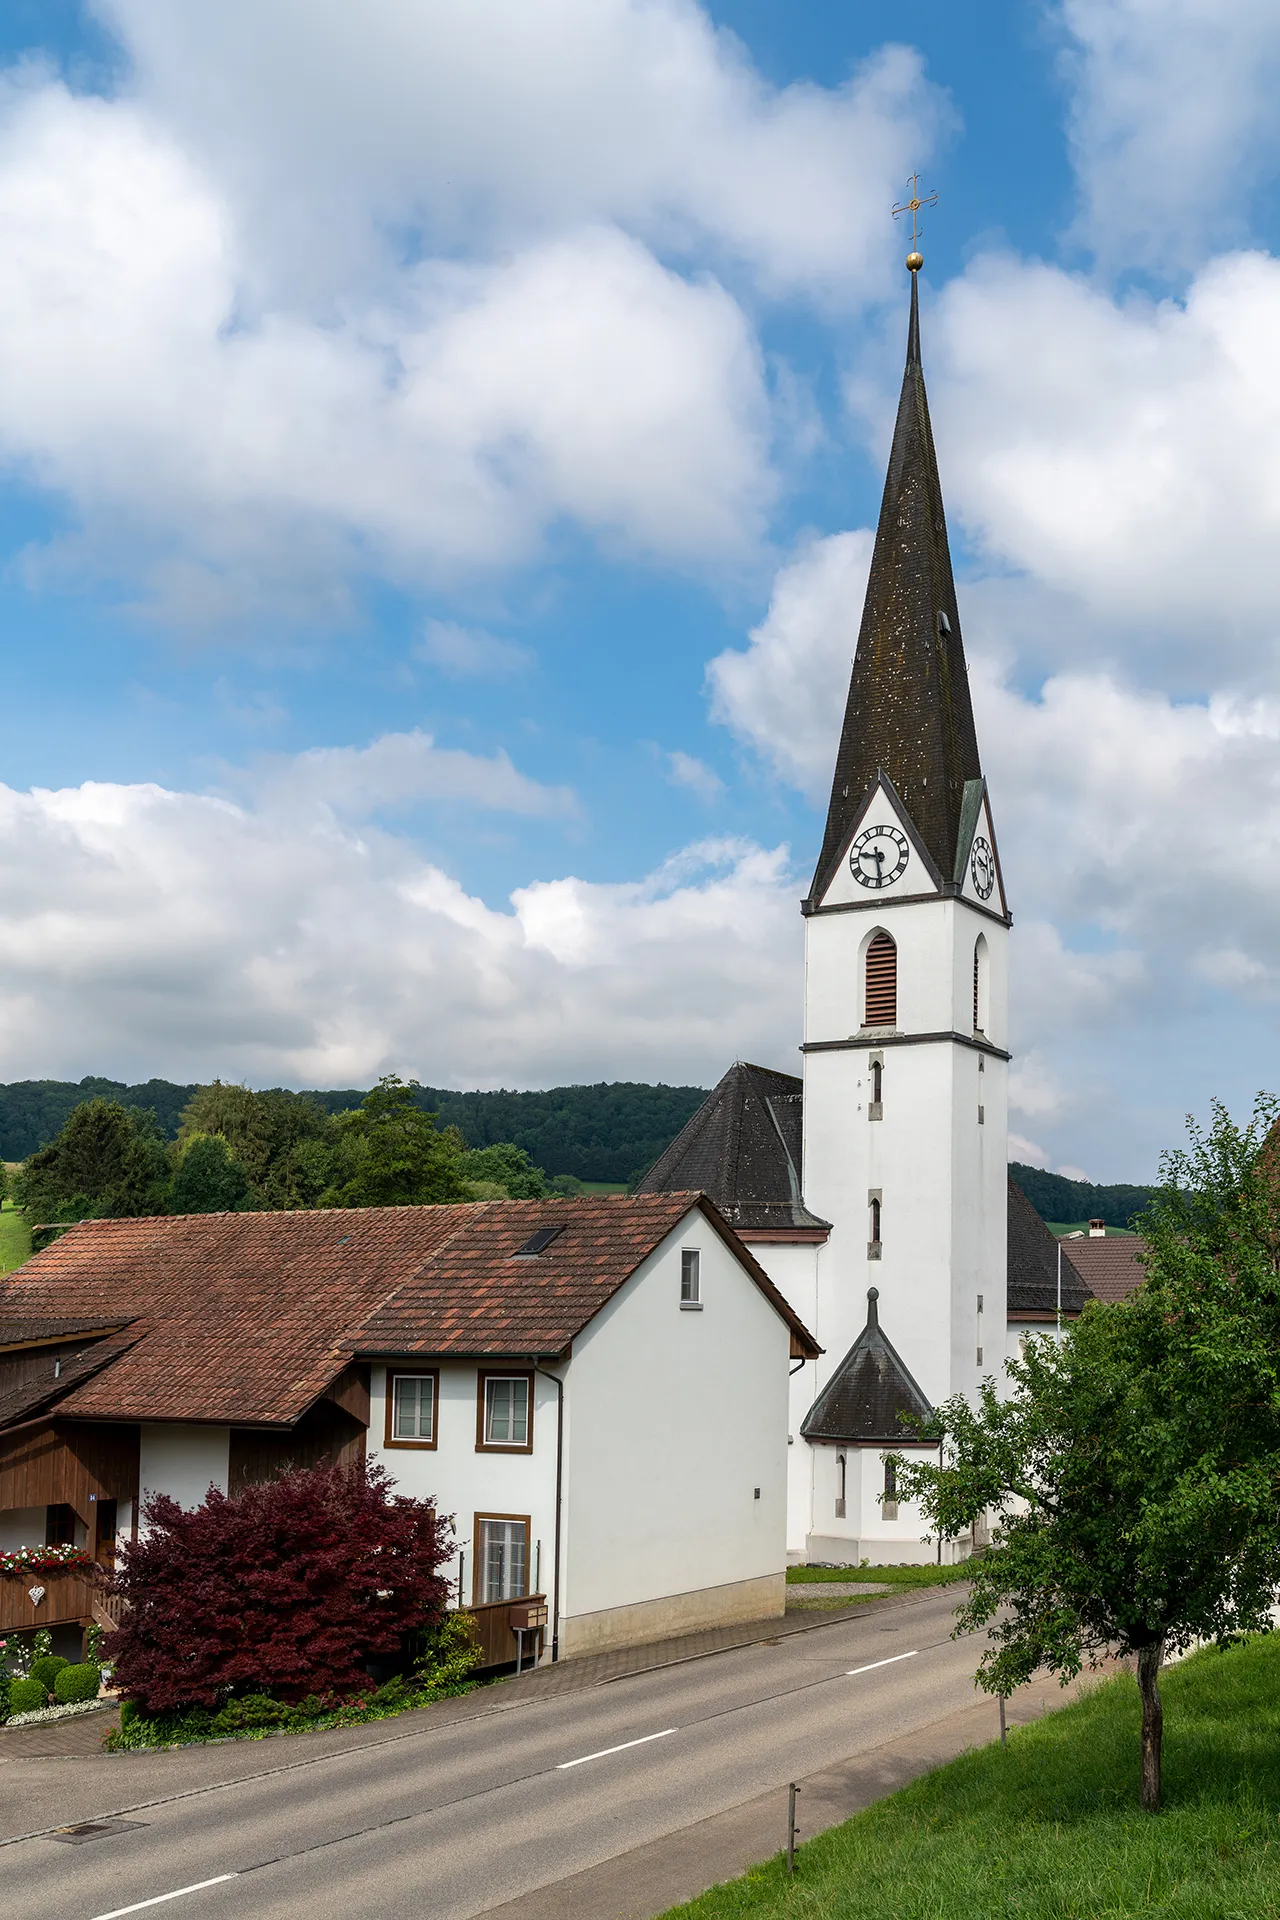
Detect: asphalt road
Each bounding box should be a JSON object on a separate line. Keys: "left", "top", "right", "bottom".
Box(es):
{"left": 4, "top": 1588, "right": 985, "bottom": 1920}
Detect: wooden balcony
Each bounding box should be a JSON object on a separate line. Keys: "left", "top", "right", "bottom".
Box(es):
{"left": 465, "top": 1593, "right": 548, "bottom": 1670}
{"left": 0, "top": 1566, "right": 119, "bottom": 1635}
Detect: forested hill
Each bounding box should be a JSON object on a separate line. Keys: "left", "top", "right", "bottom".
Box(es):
{"left": 1009, "top": 1162, "right": 1156, "bottom": 1229}
{"left": 0, "top": 1077, "right": 709, "bottom": 1185}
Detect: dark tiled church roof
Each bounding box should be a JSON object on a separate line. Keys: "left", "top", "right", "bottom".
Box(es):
{"left": 800, "top": 1288, "right": 933, "bottom": 1445}
{"left": 1007, "top": 1176, "right": 1093, "bottom": 1318}
{"left": 808, "top": 270, "right": 983, "bottom": 905}
{"left": 634, "top": 1062, "right": 831, "bottom": 1236}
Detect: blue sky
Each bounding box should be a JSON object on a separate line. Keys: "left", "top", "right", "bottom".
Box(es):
{"left": 1, "top": 1, "right": 1279, "bottom": 1181}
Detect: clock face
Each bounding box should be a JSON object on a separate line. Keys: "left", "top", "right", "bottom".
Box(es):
{"left": 850, "top": 824, "right": 910, "bottom": 890}
{"left": 970, "top": 835, "right": 995, "bottom": 901}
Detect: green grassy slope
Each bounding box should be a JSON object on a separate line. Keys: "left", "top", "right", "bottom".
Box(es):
{"left": 0, "top": 1199, "right": 31, "bottom": 1274}
{"left": 662, "top": 1636, "right": 1280, "bottom": 1920}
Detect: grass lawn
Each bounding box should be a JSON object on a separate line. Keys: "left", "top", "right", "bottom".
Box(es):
{"left": 0, "top": 1200, "right": 31, "bottom": 1274}
{"left": 577, "top": 1181, "right": 630, "bottom": 1194}
{"left": 787, "top": 1563, "right": 972, "bottom": 1589}
{"left": 660, "top": 1635, "right": 1280, "bottom": 1920}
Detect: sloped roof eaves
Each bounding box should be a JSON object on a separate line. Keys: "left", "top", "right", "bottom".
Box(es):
{"left": 0, "top": 1328, "right": 144, "bottom": 1431}
{"left": 0, "top": 1193, "right": 820, "bottom": 1428}
{"left": 3, "top": 1203, "right": 480, "bottom": 1428}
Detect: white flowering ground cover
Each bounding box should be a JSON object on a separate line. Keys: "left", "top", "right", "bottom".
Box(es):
{"left": 4, "top": 1699, "right": 112, "bottom": 1729}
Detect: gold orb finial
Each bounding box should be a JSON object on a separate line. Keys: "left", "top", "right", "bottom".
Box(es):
{"left": 893, "top": 174, "right": 937, "bottom": 273}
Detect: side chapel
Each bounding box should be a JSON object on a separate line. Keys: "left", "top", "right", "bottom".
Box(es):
{"left": 639, "top": 253, "right": 1080, "bottom": 1562}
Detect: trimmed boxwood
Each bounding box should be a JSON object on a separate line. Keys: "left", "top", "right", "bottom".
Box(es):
{"left": 53, "top": 1662, "right": 101, "bottom": 1704}
{"left": 29, "top": 1655, "right": 68, "bottom": 1695}
{"left": 8, "top": 1676, "right": 45, "bottom": 1714}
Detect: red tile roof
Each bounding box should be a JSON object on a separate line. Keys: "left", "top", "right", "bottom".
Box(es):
{"left": 0, "top": 1194, "right": 816, "bottom": 1430}
{"left": 1060, "top": 1235, "right": 1147, "bottom": 1304}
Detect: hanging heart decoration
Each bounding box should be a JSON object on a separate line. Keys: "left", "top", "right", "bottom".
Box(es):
{"left": 27, "top": 1585, "right": 46, "bottom": 1606}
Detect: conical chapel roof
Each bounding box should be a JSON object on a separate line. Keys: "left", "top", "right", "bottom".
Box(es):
{"left": 800, "top": 1286, "right": 934, "bottom": 1445}
{"left": 808, "top": 271, "right": 982, "bottom": 906}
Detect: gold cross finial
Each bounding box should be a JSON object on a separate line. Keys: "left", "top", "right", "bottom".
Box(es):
{"left": 893, "top": 173, "right": 937, "bottom": 271}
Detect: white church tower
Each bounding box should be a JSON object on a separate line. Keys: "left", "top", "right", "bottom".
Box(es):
{"left": 797, "top": 254, "right": 1010, "bottom": 1559}
{"left": 639, "top": 254, "right": 1018, "bottom": 1564}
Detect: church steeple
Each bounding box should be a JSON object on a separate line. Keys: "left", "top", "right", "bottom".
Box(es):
{"left": 807, "top": 267, "right": 982, "bottom": 906}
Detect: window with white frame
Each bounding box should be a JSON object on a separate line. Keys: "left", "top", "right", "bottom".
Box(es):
{"left": 680, "top": 1248, "right": 702, "bottom": 1307}
{"left": 390, "top": 1372, "right": 436, "bottom": 1443}
{"left": 477, "top": 1516, "right": 528, "bottom": 1603}
{"left": 482, "top": 1374, "right": 530, "bottom": 1448}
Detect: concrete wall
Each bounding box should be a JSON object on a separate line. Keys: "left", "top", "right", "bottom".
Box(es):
{"left": 367, "top": 1363, "right": 558, "bottom": 1608}
{"left": 559, "top": 1213, "right": 790, "bottom": 1652}
{"left": 138, "top": 1425, "right": 230, "bottom": 1515}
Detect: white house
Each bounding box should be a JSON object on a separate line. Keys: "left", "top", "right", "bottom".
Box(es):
{"left": 640, "top": 255, "right": 1095, "bottom": 1564}
{"left": 0, "top": 1194, "right": 816, "bottom": 1663}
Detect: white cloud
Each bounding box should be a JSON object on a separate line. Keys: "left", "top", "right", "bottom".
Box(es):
{"left": 665, "top": 751, "right": 724, "bottom": 800}
{"left": 1058, "top": 0, "right": 1280, "bottom": 273}
{"left": 100, "top": 0, "right": 943, "bottom": 306}
{"left": 246, "top": 729, "right": 575, "bottom": 820}
{"left": 930, "top": 251, "right": 1280, "bottom": 660}
{"left": 707, "top": 529, "right": 871, "bottom": 800}
{"left": 0, "top": 764, "right": 800, "bottom": 1088}
{"left": 417, "top": 620, "right": 535, "bottom": 681}
{"left": 0, "top": 81, "right": 774, "bottom": 613}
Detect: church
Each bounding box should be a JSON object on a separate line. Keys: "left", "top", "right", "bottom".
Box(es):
{"left": 638, "top": 252, "right": 1084, "bottom": 1564}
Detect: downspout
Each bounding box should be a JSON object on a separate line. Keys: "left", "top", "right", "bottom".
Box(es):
{"left": 534, "top": 1361, "right": 566, "bottom": 1663}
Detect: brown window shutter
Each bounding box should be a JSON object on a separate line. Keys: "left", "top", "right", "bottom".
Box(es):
{"left": 865, "top": 932, "right": 897, "bottom": 1026}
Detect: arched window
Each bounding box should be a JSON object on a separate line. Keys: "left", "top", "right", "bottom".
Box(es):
{"left": 973, "top": 935, "right": 988, "bottom": 1034}
{"left": 864, "top": 931, "right": 897, "bottom": 1027}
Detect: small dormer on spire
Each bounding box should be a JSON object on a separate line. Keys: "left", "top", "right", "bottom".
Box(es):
{"left": 807, "top": 264, "right": 982, "bottom": 908}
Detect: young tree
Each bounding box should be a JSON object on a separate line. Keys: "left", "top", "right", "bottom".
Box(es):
{"left": 17, "top": 1099, "right": 170, "bottom": 1223}
{"left": 107, "top": 1462, "right": 454, "bottom": 1711}
{"left": 458, "top": 1142, "right": 548, "bottom": 1199}
{"left": 168, "top": 1134, "right": 251, "bottom": 1214}
{"left": 895, "top": 1095, "right": 1280, "bottom": 1813}
{"left": 323, "top": 1077, "right": 470, "bottom": 1208}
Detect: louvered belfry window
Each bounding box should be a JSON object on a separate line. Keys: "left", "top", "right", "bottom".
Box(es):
{"left": 864, "top": 932, "right": 897, "bottom": 1027}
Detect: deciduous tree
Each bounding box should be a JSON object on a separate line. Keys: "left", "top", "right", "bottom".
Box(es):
{"left": 895, "top": 1095, "right": 1280, "bottom": 1812}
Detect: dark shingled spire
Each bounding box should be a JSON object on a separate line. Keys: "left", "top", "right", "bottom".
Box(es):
{"left": 807, "top": 271, "right": 982, "bottom": 905}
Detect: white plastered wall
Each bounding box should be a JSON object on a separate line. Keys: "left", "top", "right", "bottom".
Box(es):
{"left": 559, "top": 1210, "right": 790, "bottom": 1651}
{"left": 0, "top": 1505, "right": 46, "bottom": 1550}
{"left": 804, "top": 1445, "right": 941, "bottom": 1565}
{"left": 740, "top": 1238, "right": 819, "bottom": 1559}
{"left": 366, "top": 1363, "right": 558, "bottom": 1607}
{"left": 138, "top": 1425, "right": 230, "bottom": 1515}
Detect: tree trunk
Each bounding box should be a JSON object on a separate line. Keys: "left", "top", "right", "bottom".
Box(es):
{"left": 1136, "top": 1638, "right": 1165, "bottom": 1812}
